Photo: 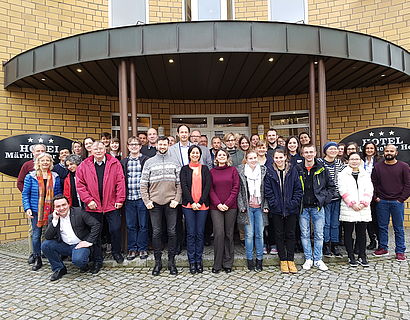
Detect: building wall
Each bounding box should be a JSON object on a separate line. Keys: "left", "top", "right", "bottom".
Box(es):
{"left": 149, "top": 0, "right": 182, "bottom": 23}
{"left": 235, "top": 0, "right": 268, "bottom": 20}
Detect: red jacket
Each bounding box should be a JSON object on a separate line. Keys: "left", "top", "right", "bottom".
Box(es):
{"left": 76, "top": 154, "right": 126, "bottom": 213}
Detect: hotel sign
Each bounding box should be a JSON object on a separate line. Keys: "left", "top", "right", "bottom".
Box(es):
{"left": 340, "top": 127, "right": 410, "bottom": 164}
{"left": 0, "top": 134, "right": 73, "bottom": 178}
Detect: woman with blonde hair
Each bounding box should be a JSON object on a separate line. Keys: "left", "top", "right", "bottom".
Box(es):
{"left": 224, "top": 132, "right": 244, "bottom": 167}
{"left": 22, "top": 153, "right": 62, "bottom": 271}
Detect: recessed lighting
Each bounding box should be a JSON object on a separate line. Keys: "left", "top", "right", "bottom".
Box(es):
{"left": 41, "top": 78, "right": 46, "bottom": 81}
{"left": 168, "top": 59, "right": 174, "bottom": 64}
{"left": 268, "top": 57, "right": 274, "bottom": 62}
{"left": 314, "top": 61, "right": 318, "bottom": 65}
{"left": 218, "top": 57, "right": 224, "bottom": 62}
{"left": 380, "top": 74, "right": 386, "bottom": 77}
{"left": 76, "top": 68, "right": 82, "bottom": 73}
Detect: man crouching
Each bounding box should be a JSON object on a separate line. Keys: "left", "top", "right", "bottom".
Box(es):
{"left": 41, "top": 195, "right": 101, "bottom": 281}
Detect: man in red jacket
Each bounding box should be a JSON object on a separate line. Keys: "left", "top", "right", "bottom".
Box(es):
{"left": 76, "top": 141, "right": 126, "bottom": 274}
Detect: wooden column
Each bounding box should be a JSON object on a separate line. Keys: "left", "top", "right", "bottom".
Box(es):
{"left": 318, "top": 59, "right": 327, "bottom": 154}
{"left": 130, "top": 61, "right": 137, "bottom": 137}
{"left": 118, "top": 60, "right": 129, "bottom": 158}
{"left": 309, "top": 61, "right": 316, "bottom": 146}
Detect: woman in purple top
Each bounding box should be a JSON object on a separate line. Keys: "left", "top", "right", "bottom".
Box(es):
{"left": 209, "top": 149, "right": 240, "bottom": 274}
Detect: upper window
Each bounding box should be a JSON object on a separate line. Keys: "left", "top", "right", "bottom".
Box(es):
{"left": 109, "top": 0, "right": 148, "bottom": 27}
{"left": 185, "top": 0, "right": 233, "bottom": 21}
{"left": 268, "top": 0, "right": 307, "bottom": 24}
{"left": 269, "top": 110, "right": 309, "bottom": 137}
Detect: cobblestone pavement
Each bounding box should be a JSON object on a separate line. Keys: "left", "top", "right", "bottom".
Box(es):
{"left": 0, "top": 252, "right": 409, "bottom": 320}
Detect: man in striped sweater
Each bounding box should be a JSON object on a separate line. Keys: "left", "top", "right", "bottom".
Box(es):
{"left": 140, "top": 136, "right": 182, "bottom": 276}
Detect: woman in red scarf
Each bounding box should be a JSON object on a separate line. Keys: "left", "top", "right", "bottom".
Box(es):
{"left": 180, "top": 145, "right": 211, "bottom": 274}
{"left": 22, "top": 152, "right": 61, "bottom": 271}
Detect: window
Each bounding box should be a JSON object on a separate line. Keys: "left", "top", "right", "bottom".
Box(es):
{"left": 185, "top": 0, "right": 233, "bottom": 21}
{"left": 111, "top": 113, "right": 151, "bottom": 138}
{"left": 269, "top": 110, "right": 309, "bottom": 137}
{"left": 109, "top": 0, "right": 148, "bottom": 27}
{"left": 268, "top": 0, "right": 307, "bottom": 24}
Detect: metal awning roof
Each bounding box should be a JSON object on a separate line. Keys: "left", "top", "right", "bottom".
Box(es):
{"left": 3, "top": 21, "right": 410, "bottom": 99}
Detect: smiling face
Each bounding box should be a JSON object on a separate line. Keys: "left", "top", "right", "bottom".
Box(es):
{"left": 337, "top": 145, "right": 345, "bottom": 156}
{"left": 365, "top": 143, "right": 376, "bottom": 157}
{"left": 256, "top": 144, "right": 267, "bottom": 157}
{"left": 127, "top": 139, "right": 141, "bottom": 156}
{"left": 147, "top": 128, "right": 158, "bottom": 145}
{"left": 267, "top": 130, "right": 277, "bottom": 145}
{"left": 59, "top": 149, "right": 70, "bottom": 163}
{"left": 246, "top": 152, "right": 258, "bottom": 168}
{"left": 383, "top": 144, "right": 398, "bottom": 161}
{"left": 287, "top": 137, "right": 298, "bottom": 153}
{"left": 72, "top": 142, "right": 82, "bottom": 155}
{"left": 251, "top": 135, "right": 259, "bottom": 147}
{"left": 325, "top": 146, "right": 338, "bottom": 159}
{"left": 157, "top": 138, "right": 169, "bottom": 154}
{"left": 189, "top": 147, "right": 201, "bottom": 163}
{"left": 302, "top": 146, "right": 316, "bottom": 163}
{"left": 240, "top": 138, "right": 250, "bottom": 151}
{"left": 299, "top": 133, "right": 310, "bottom": 145}
{"left": 84, "top": 138, "right": 94, "bottom": 152}
{"left": 54, "top": 197, "right": 70, "bottom": 218}
{"left": 216, "top": 150, "right": 228, "bottom": 166}
{"left": 190, "top": 130, "right": 201, "bottom": 144}
{"left": 212, "top": 137, "right": 221, "bottom": 150}
{"left": 346, "top": 144, "right": 357, "bottom": 155}
{"left": 66, "top": 160, "right": 78, "bottom": 173}
{"left": 273, "top": 151, "right": 286, "bottom": 169}
{"left": 225, "top": 135, "right": 236, "bottom": 149}
{"left": 92, "top": 142, "right": 106, "bottom": 162}
{"left": 110, "top": 140, "right": 120, "bottom": 152}
{"left": 348, "top": 153, "right": 361, "bottom": 170}
{"left": 39, "top": 156, "right": 52, "bottom": 170}
{"left": 178, "top": 126, "right": 190, "bottom": 143}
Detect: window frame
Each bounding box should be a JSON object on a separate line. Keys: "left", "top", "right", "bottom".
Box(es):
{"left": 269, "top": 110, "right": 310, "bottom": 136}
{"left": 267, "top": 0, "right": 308, "bottom": 24}
{"left": 111, "top": 113, "right": 152, "bottom": 138}
{"left": 108, "top": 0, "right": 149, "bottom": 28}
{"left": 183, "top": 0, "right": 234, "bottom": 21}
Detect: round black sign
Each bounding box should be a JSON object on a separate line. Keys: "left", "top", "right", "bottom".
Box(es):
{"left": 0, "top": 134, "right": 73, "bottom": 178}
{"left": 340, "top": 126, "right": 410, "bottom": 164}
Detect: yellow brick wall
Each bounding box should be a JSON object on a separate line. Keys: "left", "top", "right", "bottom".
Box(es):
{"left": 235, "top": 0, "right": 268, "bottom": 21}
{"left": 149, "top": 0, "right": 182, "bottom": 23}
{"left": 308, "top": 0, "right": 410, "bottom": 50}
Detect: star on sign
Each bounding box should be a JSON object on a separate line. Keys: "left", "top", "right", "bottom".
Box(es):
{"left": 38, "top": 138, "right": 44, "bottom": 143}
{"left": 389, "top": 131, "right": 394, "bottom": 135}
{"left": 379, "top": 131, "right": 384, "bottom": 136}
{"left": 28, "top": 137, "right": 33, "bottom": 142}
{"left": 369, "top": 132, "right": 374, "bottom": 137}
{"left": 48, "top": 138, "right": 54, "bottom": 143}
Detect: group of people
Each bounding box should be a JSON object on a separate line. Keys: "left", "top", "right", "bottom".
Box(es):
{"left": 17, "top": 127, "right": 410, "bottom": 281}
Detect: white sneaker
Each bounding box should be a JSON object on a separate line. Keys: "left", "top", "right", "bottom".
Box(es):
{"left": 314, "top": 260, "right": 329, "bottom": 271}
{"left": 302, "top": 259, "right": 313, "bottom": 270}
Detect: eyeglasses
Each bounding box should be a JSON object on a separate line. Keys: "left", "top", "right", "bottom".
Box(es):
{"left": 227, "top": 139, "right": 235, "bottom": 142}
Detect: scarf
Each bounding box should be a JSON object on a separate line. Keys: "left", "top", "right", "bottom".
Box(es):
{"left": 36, "top": 170, "right": 54, "bottom": 227}
{"left": 244, "top": 163, "right": 261, "bottom": 202}
{"left": 189, "top": 162, "right": 202, "bottom": 203}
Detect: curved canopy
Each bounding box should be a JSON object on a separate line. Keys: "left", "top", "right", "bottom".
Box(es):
{"left": 4, "top": 21, "right": 410, "bottom": 99}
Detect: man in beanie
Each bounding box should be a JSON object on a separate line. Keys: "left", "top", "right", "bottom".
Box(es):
{"left": 318, "top": 142, "right": 346, "bottom": 258}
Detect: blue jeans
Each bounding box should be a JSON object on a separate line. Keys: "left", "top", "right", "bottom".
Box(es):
{"left": 324, "top": 200, "right": 340, "bottom": 243}
{"left": 300, "top": 207, "right": 325, "bottom": 261}
{"left": 182, "top": 207, "right": 208, "bottom": 263}
{"left": 377, "top": 200, "right": 406, "bottom": 253}
{"left": 41, "top": 239, "right": 90, "bottom": 272}
{"left": 31, "top": 213, "right": 43, "bottom": 256}
{"left": 125, "top": 199, "right": 148, "bottom": 251}
{"left": 244, "top": 207, "right": 264, "bottom": 260}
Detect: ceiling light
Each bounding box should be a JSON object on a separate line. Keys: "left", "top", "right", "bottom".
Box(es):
{"left": 380, "top": 74, "right": 386, "bottom": 77}
{"left": 314, "top": 61, "right": 318, "bottom": 65}
{"left": 41, "top": 78, "right": 46, "bottom": 81}
{"left": 168, "top": 59, "right": 174, "bottom": 64}
{"left": 268, "top": 57, "right": 274, "bottom": 62}
{"left": 218, "top": 57, "right": 224, "bottom": 62}
{"left": 76, "top": 68, "right": 82, "bottom": 73}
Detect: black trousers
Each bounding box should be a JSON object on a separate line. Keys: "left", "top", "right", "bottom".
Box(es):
{"left": 366, "top": 201, "right": 379, "bottom": 242}
{"left": 343, "top": 221, "right": 367, "bottom": 259}
{"left": 272, "top": 214, "right": 297, "bottom": 261}
{"left": 263, "top": 213, "right": 276, "bottom": 248}
{"left": 149, "top": 203, "right": 177, "bottom": 260}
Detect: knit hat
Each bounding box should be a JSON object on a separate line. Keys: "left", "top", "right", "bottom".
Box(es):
{"left": 323, "top": 141, "right": 338, "bottom": 154}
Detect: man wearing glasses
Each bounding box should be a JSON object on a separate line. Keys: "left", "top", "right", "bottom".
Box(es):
{"left": 121, "top": 137, "right": 149, "bottom": 260}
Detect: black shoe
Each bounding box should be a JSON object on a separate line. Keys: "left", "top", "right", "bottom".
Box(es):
{"left": 139, "top": 251, "right": 148, "bottom": 260}
{"left": 112, "top": 253, "right": 124, "bottom": 264}
{"left": 223, "top": 267, "right": 232, "bottom": 273}
{"left": 32, "top": 256, "right": 43, "bottom": 271}
{"left": 247, "top": 259, "right": 255, "bottom": 271}
{"left": 196, "top": 262, "right": 203, "bottom": 273}
{"left": 240, "top": 240, "right": 245, "bottom": 248}
{"left": 255, "top": 259, "right": 263, "bottom": 272}
{"left": 323, "top": 242, "right": 332, "bottom": 257}
{"left": 126, "top": 251, "right": 137, "bottom": 261}
{"left": 168, "top": 259, "right": 178, "bottom": 275}
{"left": 211, "top": 268, "right": 221, "bottom": 274}
{"left": 152, "top": 260, "right": 162, "bottom": 276}
{"left": 50, "top": 267, "right": 67, "bottom": 281}
{"left": 331, "top": 243, "right": 343, "bottom": 258}
{"left": 189, "top": 263, "right": 197, "bottom": 274}
{"left": 28, "top": 253, "right": 35, "bottom": 265}
{"left": 358, "top": 257, "right": 369, "bottom": 267}
{"left": 80, "top": 265, "right": 90, "bottom": 273}
{"left": 348, "top": 257, "right": 358, "bottom": 267}
{"left": 367, "top": 240, "right": 377, "bottom": 250}
{"left": 204, "top": 240, "right": 211, "bottom": 246}
{"left": 90, "top": 262, "right": 102, "bottom": 274}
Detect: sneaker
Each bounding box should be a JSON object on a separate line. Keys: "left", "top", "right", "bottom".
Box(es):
{"left": 302, "top": 259, "right": 313, "bottom": 270}
{"left": 270, "top": 246, "right": 278, "bottom": 255}
{"left": 373, "top": 248, "right": 389, "bottom": 256}
{"left": 263, "top": 247, "right": 268, "bottom": 255}
{"left": 139, "top": 251, "right": 148, "bottom": 260}
{"left": 323, "top": 242, "right": 332, "bottom": 257}
{"left": 331, "top": 244, "right": 343, "bottom": 258}
{"left": 349, "top": 258, "right": 358, "bottom": 267}
{"left": 314, "top": 260, "right": 329, "bottom": 271}
{"left": 396, "top": 253, "right": 407, "bottom": 262}
{"left": 358, "top": 257, "right": 369, "bottom": 267}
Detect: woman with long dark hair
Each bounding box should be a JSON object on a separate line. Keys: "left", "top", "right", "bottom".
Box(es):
{"left": 286, "top": 136, "right": 303, "bottom": 166}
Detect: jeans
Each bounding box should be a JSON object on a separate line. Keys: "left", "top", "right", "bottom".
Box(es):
{"left": 324, "top": 200, "right": 340, "bottom": 243}
{"left": 377, "top": 200, "right": 406, "bottom": 253}
{"left": 182, "top": 207, "right": 208, "bottom": 263}
{"left": 149, "top": 203, "right": 177, "bottom": 260}
{"left": 30, "top": 213, "right": 43, "bottom": 256}
{"left": 300, "top": 207, "right": 325, "bottom": 261}
{"left": 272, "top": 214, "right": 297, "bottom": 261}
{"left": 125, "top": 199, "right": 148, "bottom": 251}
{"left": 244, "top": 207, "right": 264, "bottom": 260}
{"left": 41, "top": 239, "right": 90, "bottom": 272}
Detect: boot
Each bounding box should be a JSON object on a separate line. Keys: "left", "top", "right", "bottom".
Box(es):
{"left": 196, "top": 261, "right": 203, "bottom": 273}
{"left": 280, "top": 261, "right": 289, "bottom": 273}
{"left": 168, "top": 257, "right": 178, "bottom": 275}
{"left": 323, "top": 242, "right": 332, "bottom": 257}
{"left": 32, "top": 255, "right": 42, "bottom": 271}
{"left": 152, "top": 260, "right": 162, "bottom": 276}
{"left": 255, "top": 259, "right": 263, "bottom": 272}
{"left": 331, "top": 243, "right": 343, "bottom": 258}
{"left": 189, "top": 263, "right": 197, "bottom": 274}
{"left": 287, "top": 261, "right": 298, "bottom": 273}
{"left": 367, "top": 239, "right": 377, "bottom": 250}
{"left": 247, "top": 259, "right": 255, "bottom": 271}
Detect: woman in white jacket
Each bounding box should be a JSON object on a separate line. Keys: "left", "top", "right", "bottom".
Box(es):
{"left": 339, "top": 152, "right": 373, "bottom": 267}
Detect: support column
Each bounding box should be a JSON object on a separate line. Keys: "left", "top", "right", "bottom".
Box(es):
{"left": 130, "top": 61, "right": 137, "bottom": 137}
{"left": 309, "top": 61, "right": 316, "bottom": 146}
{"left": 118, "top": 60, "right": 129, "bottom": 158}
{"left": 318, "top": 59, "right": 327, "bottom": 154}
